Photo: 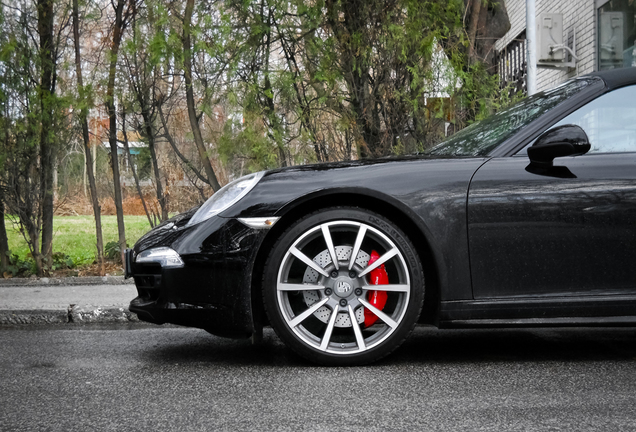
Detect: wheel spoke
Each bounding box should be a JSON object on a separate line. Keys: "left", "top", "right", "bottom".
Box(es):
{"left": 319, "top": 306, "right": 339, "bottom": 351}
{"left": 290, "top": 246, "right": 330, "bottom": 277}
{"left": 364, "top": 284, "right": 409, "bottom": 293}
{"left": 349, "top": 305, "right": 366, "bottom": 350}
{"left": 348, "top": 225, "right": 367, "bottom": 270}
{"left": 359, "top": 298, "right": 398, "bottom": 328}
{"left": 275, "top": 215, "right": 416, "bottom": 361}
{"left": 321, "top": 224, "right": 339, "bottom": 270}
{"left": 289, "top": 297, "right": 330, "bottom": 328}
{"left": 358, "top": 247, "right": 399, "bottom": 277}
{"left": 278, "top": 282, "right": 325, "bottom": 291}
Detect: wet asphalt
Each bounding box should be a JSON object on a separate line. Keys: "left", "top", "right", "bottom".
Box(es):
{"left": 1, "top": 324, "right": 635, "bottom": 431}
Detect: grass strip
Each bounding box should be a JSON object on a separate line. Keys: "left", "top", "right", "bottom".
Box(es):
{"left": 4, "top": 215, "right": 152, "bottom": 266}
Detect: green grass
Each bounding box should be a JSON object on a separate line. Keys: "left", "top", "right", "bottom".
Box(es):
{"left": 5, "top": 215, "right": 152, "bottom": 266}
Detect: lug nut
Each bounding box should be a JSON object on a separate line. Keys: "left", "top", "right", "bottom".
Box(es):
{"left": 324, "top": 288, "right": 333, "bottom": 296}
{"left": 354, "top": 288, "right": 363, "bottom": 296}
{"left": 349, "top": 271, "right": 357, "bottom": 278}
{"left": 339, "top": 299, "right": 348, "bottom": 307}
{"left": 331, "top": 271, "right": 338, "bottom": 278}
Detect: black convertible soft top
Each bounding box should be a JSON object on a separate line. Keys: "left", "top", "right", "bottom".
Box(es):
{"left": 589, "top": 67, "right": 636, "bottom": 90}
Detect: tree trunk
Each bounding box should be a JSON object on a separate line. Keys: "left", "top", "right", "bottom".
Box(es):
{"left": 0, "top": 110, "right": 8, "bottom": 273}
{"left": 127, "top": 5, "right": 168, "bottom": 222}
{"left": 121, "top": 109, "right": 154, "bottom": 228}
{"left": 140, "top": 106, "right": 168, "bottom": 221}
{"left": 467, "top": 0, "right": 483, "bottom": 64}
{"left": 37, "top": 0, "right": 55, "bottom": 275}
{"left": 0, "top": 198, "right": 8, "bottom": 273}
{"left": 158, "top": 104, "right": 210, "bottom": 186}
{"left": 183, "top": 0, "right": 221, "bottom": 192}
{"left": 106, "top": 0, "right": 128, "bottom": 263}
{"left": 457, "top": 0, "right": 510, "bottom": 72}
{"left": 262, "top": 8, "right": 287, "bottom": 167}
{"left": 325, "top": 0, "right": 383, "bottom": 158}
{"left": 73, "top": 0, "right": 105, "bottom": 275}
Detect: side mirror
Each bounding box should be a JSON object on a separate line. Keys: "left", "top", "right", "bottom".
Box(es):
{"left": 528, "top": 124, "right": 591, "bottom": 167}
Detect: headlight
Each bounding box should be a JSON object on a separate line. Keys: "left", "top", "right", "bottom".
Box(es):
{"left": 135, "top": 247, "right": 184, "bottom": 268}
{"left": 187, "top": 171, "right": 264, "bottom": 227}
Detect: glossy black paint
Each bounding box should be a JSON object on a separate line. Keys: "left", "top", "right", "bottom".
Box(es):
{"left": 128, "top": 68, "right": 636, "bottom": 337}
{"left": 128, "top": 156, "right": 486, "bottom": 335}
{"left": 129, "top": 217, "right": 265, "bottom": 337}
{"left": 226, "top": 156, "right": 487, "bottom": 303}
{"left": 468, "top": 153, "right": 636, "bottom": 299}
{"left": 527, "top": 124, "right": 590, "bottom": 166}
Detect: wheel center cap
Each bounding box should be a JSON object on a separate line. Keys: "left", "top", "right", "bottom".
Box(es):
{"left": 335, "top": 280, "right": 352, "bottom": 298}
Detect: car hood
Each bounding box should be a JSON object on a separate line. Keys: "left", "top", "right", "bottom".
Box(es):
{"left": 223, "top": 154, "right": 488, "bottom": 220}
{"left": 264, "top": 153, "right": 467, "bottom": 175}
{"left": 133, "top": 154, "right": 487, "bottom": 254}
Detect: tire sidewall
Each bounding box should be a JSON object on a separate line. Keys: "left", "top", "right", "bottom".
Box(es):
{"left": 263, "top": 207, "right": 424, "bottom": 366}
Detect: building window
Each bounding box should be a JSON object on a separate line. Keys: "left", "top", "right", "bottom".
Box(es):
{"left": 597, "top": 0, "right": 636, "bottom": 70}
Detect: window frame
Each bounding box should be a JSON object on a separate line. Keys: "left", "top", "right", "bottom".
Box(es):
{"left": 514, "top": 84, "right": 636, "bottom": 156}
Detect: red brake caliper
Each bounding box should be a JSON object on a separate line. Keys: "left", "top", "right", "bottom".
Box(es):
{"left": 364, "top": 250, "right": 388, "bottom": 327}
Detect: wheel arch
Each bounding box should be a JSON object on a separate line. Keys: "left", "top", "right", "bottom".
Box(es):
{"left": 250, "top": 188, "right": 443, "bottom": 330}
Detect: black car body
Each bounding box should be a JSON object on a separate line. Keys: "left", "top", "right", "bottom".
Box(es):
{"left": 126, "top": 68, "right": 636, "bottom": 365}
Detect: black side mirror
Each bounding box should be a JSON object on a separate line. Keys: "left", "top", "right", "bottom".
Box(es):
{"left": 528, "top": 124, "right": 591, "bottom": 167}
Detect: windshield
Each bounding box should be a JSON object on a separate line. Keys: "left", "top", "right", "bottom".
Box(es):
{"left": 426, "top": 77, "right": 599, "bottom": 157}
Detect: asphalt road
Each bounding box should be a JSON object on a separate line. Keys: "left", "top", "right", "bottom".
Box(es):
{"left": 1, "top": 324, "right": 636, "bottom": 431}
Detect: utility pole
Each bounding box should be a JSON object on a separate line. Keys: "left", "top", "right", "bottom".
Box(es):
{"left": 526, "top": 0, "right": 537, "bottom": 95}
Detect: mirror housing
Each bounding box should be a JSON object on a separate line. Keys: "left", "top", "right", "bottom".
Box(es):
{"left": 528, "top": 124, "right": 591, "bottom": 167}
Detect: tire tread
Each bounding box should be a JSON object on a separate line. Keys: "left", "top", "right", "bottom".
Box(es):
{"left": 262, "top": 206, "right": 424, "bottom": 366}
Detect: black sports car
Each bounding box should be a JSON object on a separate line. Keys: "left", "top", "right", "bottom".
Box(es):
{"left": 126, "top": 68, "right": 636, "bottom": 365}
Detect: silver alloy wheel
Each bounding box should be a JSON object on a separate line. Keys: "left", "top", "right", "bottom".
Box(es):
{"left": 275, "top": 220, "right": 411, "bottom": 355}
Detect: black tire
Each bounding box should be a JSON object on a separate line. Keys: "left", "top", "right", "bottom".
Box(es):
{"left": 263, "top": 207, "right": 424, "bottom": 365}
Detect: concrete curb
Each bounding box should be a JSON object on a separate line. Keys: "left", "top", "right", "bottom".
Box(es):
{"left": 0, "top": 276, "right": 133, "bottom": 287}
{"left": 0, "top": 307, "right": 139, "bottom": 325}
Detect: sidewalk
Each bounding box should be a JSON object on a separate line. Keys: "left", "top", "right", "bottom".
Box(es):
{"left": 0, "top": 277, "right": 140, "bottom": 325}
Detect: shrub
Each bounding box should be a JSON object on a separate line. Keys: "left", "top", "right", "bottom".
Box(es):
{"left": 105, "top": 241, "right": 126, "bottom": 261}
{"left": 3, "top": 251, "right": 37, "bottom": 277}
{"left": 51, "top": 252, "right": 75, "bottom": 271}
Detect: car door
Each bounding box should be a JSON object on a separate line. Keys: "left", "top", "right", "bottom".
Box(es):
{"left": 467, "top": 85, "right": 636, "bottom": 299}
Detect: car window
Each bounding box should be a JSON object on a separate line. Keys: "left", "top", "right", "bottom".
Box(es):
{"left": 425, "top": 77, "right": 597, "bottom": 157}
{"left": 518, "top": 85, "right": 636, "bottom": 155}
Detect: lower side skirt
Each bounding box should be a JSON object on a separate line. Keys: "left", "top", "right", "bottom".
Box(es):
{"left": 439, "top": 293, "right": 636, "bottom": 329}
{"left": 440, "top": 316, "right": 636, "bottom": 328}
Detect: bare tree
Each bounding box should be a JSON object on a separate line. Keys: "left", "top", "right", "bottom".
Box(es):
{"left": 182, "top": 0, "right": 221, "bottom": 192}
{"left": 121, "top": 108, "right": 155, "bottom": 227}
{"left": 73, "top": 0, "right": 105, "bottom": 275}
{"left": 464, "top": 0, "right": 510, "bottom": 69}
{"left": 122, "top": 3, "right": 168, "bottom": 220}
{"left": 0, "top": 0, "right": 71, "bottom": 275}
{"left": 0, "top": 193, "right": 8, "bottom": 273}
{"left": 105, "top": 0, "right": 133, "bottom": 263}
{"left": 37, "top": 0, "right": 57, "bottom": 269}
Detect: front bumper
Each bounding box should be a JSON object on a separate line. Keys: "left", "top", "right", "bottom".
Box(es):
{"left": 124, "top": 248, "right": 134, "bottom": 279}
{"left": 125, "top": 217, "right": 269, "bottom": 338}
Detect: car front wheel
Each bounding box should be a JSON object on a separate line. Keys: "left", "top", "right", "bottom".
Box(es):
{"left": 263, "top": 207, "right": 424, "bottom": 365}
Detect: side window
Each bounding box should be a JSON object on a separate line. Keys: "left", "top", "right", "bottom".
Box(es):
{"left": 553, "top": 85, "right": 636, "bottom": 154}
{"left": 517, "top": 85, "right": 636, "bottom": 155}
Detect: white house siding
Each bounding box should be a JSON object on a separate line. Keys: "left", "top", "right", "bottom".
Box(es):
{"left": 496, "top": 0, "right": 597, "bottom": 92}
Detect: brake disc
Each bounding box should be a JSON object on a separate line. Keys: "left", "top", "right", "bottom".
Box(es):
{"left": 302, "top": 246, "right": 369, "bottom": 327}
